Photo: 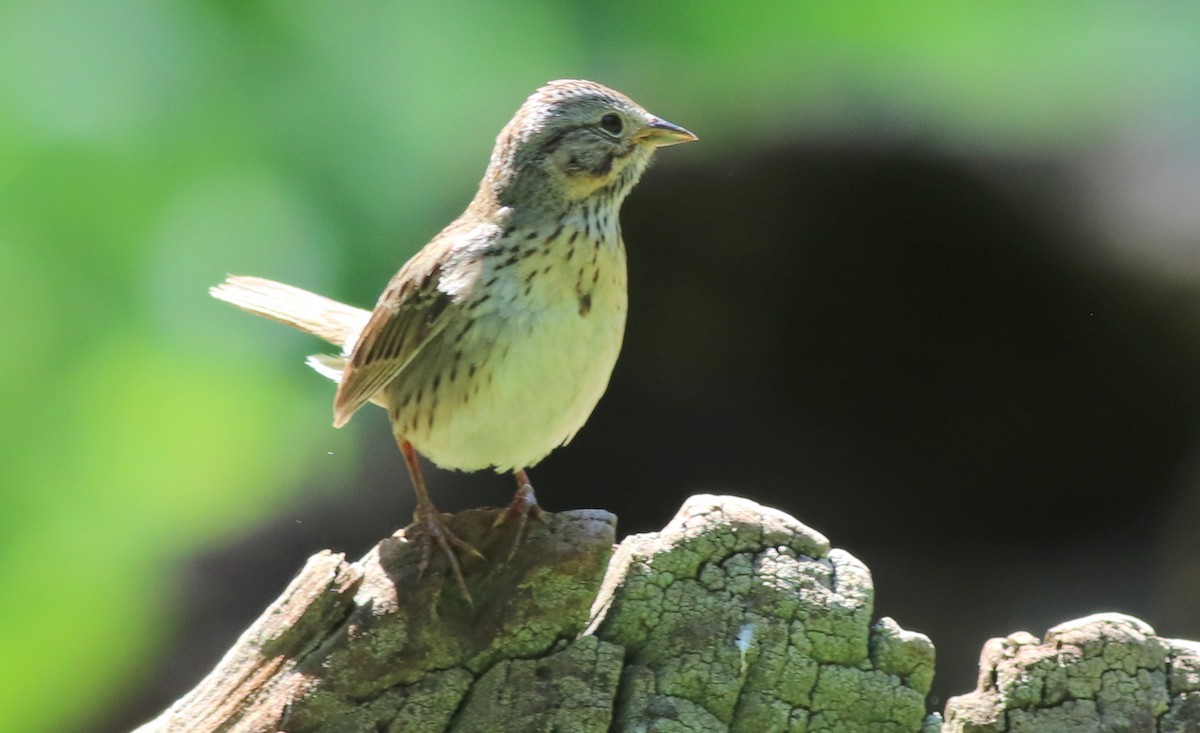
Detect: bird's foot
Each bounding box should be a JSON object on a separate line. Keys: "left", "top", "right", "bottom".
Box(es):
{"left": 413, "top": 504, "right": 485, "bottom": 604}
{"left": 493, "top": 478, "right": 545, "bottom": 562}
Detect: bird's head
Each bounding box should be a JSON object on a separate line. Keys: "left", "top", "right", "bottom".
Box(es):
{"left": 478, "top": 79, "right": 696, "bottom": 212}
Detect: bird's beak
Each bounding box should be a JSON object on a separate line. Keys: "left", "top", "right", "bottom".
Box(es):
{"left": 640, "top": 117, "right": 698, "bottom": 147}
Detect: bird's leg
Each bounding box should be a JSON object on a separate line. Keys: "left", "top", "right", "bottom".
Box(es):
{"left": 398, "top": 438, "right": 483, "bottom": 602}
{"left": 493, "top": 468, "right": 545, "bottom": 561}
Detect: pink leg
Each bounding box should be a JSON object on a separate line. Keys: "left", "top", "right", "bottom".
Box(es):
{"left": 493, "top": 468, "right": 545, "bottom": 560}
{"left": 398, "top": 438, "right": 483, "bottom": 603}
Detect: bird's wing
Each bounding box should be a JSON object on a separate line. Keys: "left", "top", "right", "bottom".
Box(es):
{"left": 331, "top": 246, "right": 456, "bottom": 428}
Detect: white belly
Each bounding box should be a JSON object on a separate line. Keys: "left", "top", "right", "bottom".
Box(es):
{"left": 396, "top": 238, "right": 628, "bottom": 472}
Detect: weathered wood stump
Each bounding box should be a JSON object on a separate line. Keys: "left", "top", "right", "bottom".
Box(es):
{"left": 135, "top": 495, "right": 936, "bottom": 732}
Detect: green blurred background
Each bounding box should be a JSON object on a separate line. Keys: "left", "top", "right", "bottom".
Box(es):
{"left": 4, "top": 2, "right": 1200, "bottom": 731}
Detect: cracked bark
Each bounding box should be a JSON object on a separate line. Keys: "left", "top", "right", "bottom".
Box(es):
{"left": 943, "top": 613, "right": 1200, "bottom": 732}
{"left": 133, "top": 495, "right": 935, "bottom": 732}
{"left": 133, "top": 493, "right": 1200, "bottom": 732}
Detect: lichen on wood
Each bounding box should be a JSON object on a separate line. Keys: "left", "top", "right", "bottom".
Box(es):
{"left": 136, "top": 495, "right": 938, "bottom": 733}
{"left": 943, "top": 613, "right": 1200, "bottom": 732}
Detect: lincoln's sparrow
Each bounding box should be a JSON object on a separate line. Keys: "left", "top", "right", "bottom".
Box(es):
{"left": 212, "top": 80, "right": 695, "bottom": 599}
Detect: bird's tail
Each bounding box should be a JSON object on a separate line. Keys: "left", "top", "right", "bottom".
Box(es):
{"left": 209, "top": 276, "right": 371, "bottom": 350}
{"left": 305, "top": 353, "right": 349, "bottom": 384}
{"left": 211, "top": 275, "right": 373, "bottom": 389}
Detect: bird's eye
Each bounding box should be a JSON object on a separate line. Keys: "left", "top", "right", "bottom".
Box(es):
{"left": 599, "top": 113, "right": 624, "bottom": 136}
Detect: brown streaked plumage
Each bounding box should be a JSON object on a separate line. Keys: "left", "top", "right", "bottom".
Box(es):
{"left": 211, "top": 80, "right": 696, "bottom": 601}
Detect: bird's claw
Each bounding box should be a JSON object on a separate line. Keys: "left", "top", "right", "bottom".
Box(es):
{"left": 493, "top": 481, "right": 545, "bottom": 562}
{"left": 414, "top": 506, "right": 484, "bottom": 604}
